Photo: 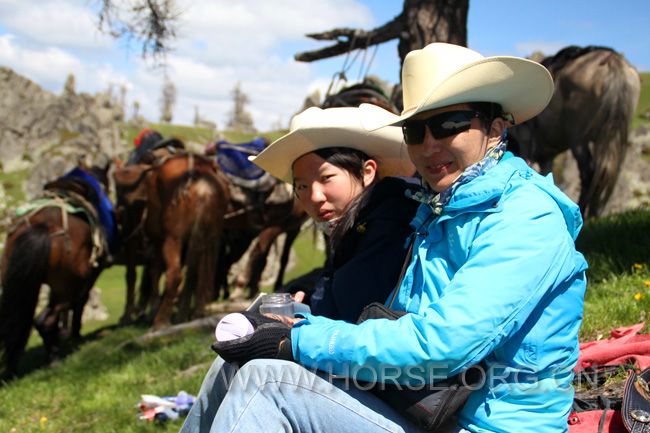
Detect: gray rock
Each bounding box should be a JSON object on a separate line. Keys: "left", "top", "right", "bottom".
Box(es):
{"left": 0, "top": 67, "right": 126, "bottom": 199}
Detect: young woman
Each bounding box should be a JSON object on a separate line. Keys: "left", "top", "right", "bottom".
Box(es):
{"left": 180, "top": 106, "right": 418, "bottom": 432}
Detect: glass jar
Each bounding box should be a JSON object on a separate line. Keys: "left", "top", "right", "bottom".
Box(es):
{"left": 259, "top": 293, "right": 294, "bottom": 316}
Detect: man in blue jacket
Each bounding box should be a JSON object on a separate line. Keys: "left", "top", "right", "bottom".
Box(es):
{"left": 186, "top": 43, "right": 587, "bottom": 433}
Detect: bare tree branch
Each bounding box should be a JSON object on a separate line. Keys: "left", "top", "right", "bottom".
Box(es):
{"left": 294, "top": 14, "right": 404, "bottom": 62}
{"left": 97, "top": 0, "right": 181, "bottom": 65}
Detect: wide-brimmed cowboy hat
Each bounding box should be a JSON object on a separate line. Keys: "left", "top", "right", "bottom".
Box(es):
{"left": 249, "top": 106, "right": 414, "bottom": 183}
{"left": 364, "top": 42, "right": 554, "bottom": 129}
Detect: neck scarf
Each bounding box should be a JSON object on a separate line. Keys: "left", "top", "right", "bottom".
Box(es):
{"left": 406, "top": 133, "right": 508, "bottom": 215}
{"left": 314, "top": 217, "right": 340, "bottom": 236}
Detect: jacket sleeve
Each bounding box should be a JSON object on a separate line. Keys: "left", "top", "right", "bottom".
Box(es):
{"left": 291, "top": 185, "right": 587, "bottom": 383}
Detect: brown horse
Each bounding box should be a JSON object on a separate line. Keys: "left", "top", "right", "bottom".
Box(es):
{"left": 112, "top": 142, "right": 185, "bottom": 324}
{"left": 0, "top": 162, "right": 112, "bottom": 378}
{"left": 510, "top": 45, "right": 641, "bottom": 217}
{"left": 219, "top": 193, "right": 308, "bottom": 300}
{"left": 115, "top": 152, "right": 229, "bottom": 329}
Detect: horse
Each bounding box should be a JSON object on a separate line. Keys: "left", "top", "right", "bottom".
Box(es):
{"left": 114, "top": 151, "right": 229, "bottom": 330}
{"left": 510, "top": 45, "right": 641, "bottom": 218}
{"left": 209, "top": 138, "right": 309, "bottom": 300}
{"left": 0, "top": 161, "right": 113, "bottom": 378}
{"left": 112, "top": 139, "right": 185, "bottom": 324}
{"left": 218, "top": 191, "right": 308, "bottom": 300}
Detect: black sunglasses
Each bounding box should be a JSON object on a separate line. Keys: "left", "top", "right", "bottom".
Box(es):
{"left": 402, "top": 110, "right": 486, "bottom": 145}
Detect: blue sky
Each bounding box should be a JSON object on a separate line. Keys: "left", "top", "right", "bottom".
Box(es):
{"left": 0, "top": 1, "right": 647, "bottom": 131}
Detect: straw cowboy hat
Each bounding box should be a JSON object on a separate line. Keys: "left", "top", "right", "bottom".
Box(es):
{"left": 250, "top": 106, "right": 414, "bottom": 183}
{"left": 363, "top": 42, "right": 554, "bottom": 128}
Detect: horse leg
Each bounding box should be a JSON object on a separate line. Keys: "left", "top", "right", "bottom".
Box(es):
{"left": 34, "top": 302, "right": 68, "bottom": 365}
{"left": 144, "top": 250, "right": 164, "bottom": 323}
{"left": 225, "top": 233, "right": 256, "bottom": 301}
{"left": 120, "top": 247, "right": 138, "bottom": 324}
{"left": 244, "top": 227, "right": 283, "bottom": 299}
{"left": 571, "top": 142, "right": 595, "bottom": 217}
{"left": 152, "top": 238, "right": 182, "bottom": 330}
{"left": 274, "top": 227, "right": 300, "bottom": 292}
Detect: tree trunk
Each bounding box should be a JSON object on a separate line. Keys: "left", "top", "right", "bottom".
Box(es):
{"left": 294, "top": 0, "right": 469, "bottom": 72}
{"left": 398, "top": 0, "right": 468, "bottom": 64}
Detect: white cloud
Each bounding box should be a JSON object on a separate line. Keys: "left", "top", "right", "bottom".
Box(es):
{"left": 173, "top": 0, "right": 374, "bottom": 66}
{"left": 0, "top": 34, "right": 83, "bottom": 91}
{"left": 0, "top": 0, "right": 113, "bottom": 51}
{"left": 0, "top": 0, "right": 378, "bottom": 130}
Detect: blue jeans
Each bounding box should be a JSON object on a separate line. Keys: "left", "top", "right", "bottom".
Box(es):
{"left": 180, "top": 357, "right": 468, "bottom": 433}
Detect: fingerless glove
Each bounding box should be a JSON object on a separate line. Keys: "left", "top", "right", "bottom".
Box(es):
{"left": 211, "top": 311, "right": 293, "bottom": 365}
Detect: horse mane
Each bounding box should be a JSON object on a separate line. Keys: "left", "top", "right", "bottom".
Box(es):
{"left": 542, "top": 45, "right": 616, "bottom": 71}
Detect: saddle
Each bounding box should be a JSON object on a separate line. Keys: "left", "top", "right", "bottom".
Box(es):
{"left": 215, "top": 138, "right": 276, "bottom": 190}
{"left": 128, "top": 137, "right": 185, "bottom": 165}
{"left": 215, "top": 138, "right": 292, "bottom": 213}
{"left": 44, "top": 177, "right": 100, "bottom": 212}
{"left": 12, "top": 177, "right": 107, "bottom": 267}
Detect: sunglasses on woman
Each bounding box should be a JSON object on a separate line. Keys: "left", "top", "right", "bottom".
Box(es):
{"left": 402, "top": 110, "right": 486, "bottom": 145}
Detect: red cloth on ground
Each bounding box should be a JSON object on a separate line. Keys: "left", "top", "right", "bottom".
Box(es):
{"left": 576, "top": 322, "right": 650, "bottom": 371}
{"left": 568, "top": 409, "right": 626, "bottom": 433}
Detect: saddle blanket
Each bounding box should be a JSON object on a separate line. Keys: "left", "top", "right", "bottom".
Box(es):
{"left": 215, "top": 137, "right": 267, "bottom": 181}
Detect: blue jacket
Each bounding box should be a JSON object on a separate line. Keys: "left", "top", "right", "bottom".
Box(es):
{"left": 291, "top": 155, "right": 588, "bottom": 433}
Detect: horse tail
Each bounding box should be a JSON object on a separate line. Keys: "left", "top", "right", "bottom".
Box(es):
{"left": 580, "top": 51, "right": 641, "bottom": 217}
{"left": 0, "top": 224, "right": 50, "bottom": 377}
{"left": 183, "top": 173, "right": 225, "bottom": 317}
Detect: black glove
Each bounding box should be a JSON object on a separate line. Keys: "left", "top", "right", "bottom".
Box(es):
{"left": 211, "top": 311, "right": 293, "bottom": 365}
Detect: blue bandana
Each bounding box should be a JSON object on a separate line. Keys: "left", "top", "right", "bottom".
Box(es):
{"left": 406, "top": 133, "right": 508, "bottom": 215}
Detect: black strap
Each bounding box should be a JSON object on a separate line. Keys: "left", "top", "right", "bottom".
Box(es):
{"left": 387, "top": 236, "right": 414, "bottom": 308}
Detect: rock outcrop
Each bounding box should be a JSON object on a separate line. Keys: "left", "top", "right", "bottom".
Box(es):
{"left": 0, "top": 67, "right": 125, "bottom": 198}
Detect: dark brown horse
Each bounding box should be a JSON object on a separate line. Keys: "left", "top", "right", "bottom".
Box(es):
{"left": 219, "top": 192, "right": 308, "bottom": 300}
{"left": 115, "top": 152, "right": 229, "bottom": 329}
{"left": 206, "top": 138, "right": 309, "bottom": 301}
{"left": 0, "top": 162, "right": 112, "bottom": 378}
{"left": 510, "top": 46, "right": 641, "bottom": 217}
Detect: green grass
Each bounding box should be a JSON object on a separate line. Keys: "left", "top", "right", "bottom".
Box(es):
{"left": 576, "top": 207, "right": 650, "bottom": 282}
{"left": 121, "top": 123, "right": 289, "bottom": 155}
{"left": 0, "top": 168, "right": 28, "bottom": 209}
{"left": 576, "top": 207, "right": 650, "bottom": 339}
{"left": 279, "top": 225, "right": 324, "bottom": 284}
{"left": 1, "top": 325, "right": 215, "bottom": 433}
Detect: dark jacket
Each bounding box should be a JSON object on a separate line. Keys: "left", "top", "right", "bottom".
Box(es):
{"left": 309, "top": 176, "right": 419, "bottom": 322}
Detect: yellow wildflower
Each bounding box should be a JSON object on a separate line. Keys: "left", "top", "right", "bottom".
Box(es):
{"left": 39, "top": 416, "right": 48, "bottom": 428}
{"left": 644, "top": 280, "right": 650, "bottom": 287}
{"left": 633, "top": 263, "right": 643, "bottom": 270}
{"left": 634, "top": 292, "right": 644, "bottom": 301}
